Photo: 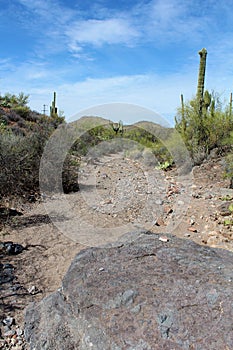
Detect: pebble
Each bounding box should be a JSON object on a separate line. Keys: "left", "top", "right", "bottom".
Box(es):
{"left": 11, "top": 337, "right": 17, "bottom": 345}
{"left": 155, "top": 218, "right": 165, "bottom": 226}
{"left": 28, "top": 285, "right": 40, "bottom": 295}
{"left": 159, "top": 236, "right": 169, "bottom": 242}
{"left": 188, "top": 227, "right": 198, "bottom": 233}
{"left": 184, "top": 233, "right": 191, "bottom": 237}
{"left": 16, "top": 328, "right": 23, "bottom": 336}
{"left": 190, "top": 218, "right": 195, "bottom": 225}
{"left": 3, "top": 316, "right": 15, "bottom": 327}
{"left": 4, "top": 329, "right": 16, "bottom": 337}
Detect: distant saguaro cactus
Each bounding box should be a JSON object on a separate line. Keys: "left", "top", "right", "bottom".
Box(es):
{"left": 110, "top": 120, "right": 124, "bottom": 135}
{"left": 180, "top": 94, "right": 184, "bottom": 118}
{"left": 229, "top": 92, "right": 232, "bottom": 118}
{"left": 180, "top": 93, "right": 186, "bottom": 132}
{"left": 50, "top": 91, "right": 58, "bottom": 117}
{"left": 197, "top": 48, "right": 207, "bottom": 117}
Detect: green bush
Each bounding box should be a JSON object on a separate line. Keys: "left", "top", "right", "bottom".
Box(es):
{"left": 12, "top": 106, "right": 31, "bottom": 119}
{"left": 175, "top": 91, "right": 233, "bottom": 164}
{"left": 0, "top": 128, "right": 47, "bottom": 197}
{"left": 0, "top": 92, "right": 29, "bottom": 108}
{"left": 224, "top": 148, "right": 233, "bottom": 188}
{"left": 0, "top": 114, "right": 77, "bottom": 199}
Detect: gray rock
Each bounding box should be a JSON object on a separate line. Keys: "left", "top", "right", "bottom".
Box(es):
{"left": 3, "top": 329, "right": 16, "bottom": 337}
{"left": 3, "top": 316, "right": 14, "bottom": 327}
{"left": 25, "top": 231, "right": 233, "bottom": 350}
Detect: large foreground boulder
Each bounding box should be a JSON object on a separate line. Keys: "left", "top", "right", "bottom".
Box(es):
{"left": 25, "top": 231, "right": 233, "bottom": 350}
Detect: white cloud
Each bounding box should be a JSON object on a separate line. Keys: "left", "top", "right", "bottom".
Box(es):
{"left": 66, "top": 18, "right": 139, "bottom": 51}
{"left": 14, "top": 0, "right": 211, "bottom": 59}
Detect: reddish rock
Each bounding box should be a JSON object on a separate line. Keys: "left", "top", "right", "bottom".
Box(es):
{"left": 188, "top": 226, "right": 198, "bottom": 233}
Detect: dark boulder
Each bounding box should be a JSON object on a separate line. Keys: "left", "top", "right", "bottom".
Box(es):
{"left": 0, "top": 241, "right": 24, "bottom": 255}
{"left": 24, "top": 231, "right": 233, "bottom": 350}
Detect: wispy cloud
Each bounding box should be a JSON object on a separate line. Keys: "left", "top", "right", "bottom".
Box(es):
{"left": 133, "top": 0, "right": 205, "bottom": 45}
{"left": 18, "top": 0, "right": 74, "bottom": 24}
{"left": 15, "top": 0, "right": 207, "bottom": 57}
{"left": 66, "top": 18, "right": 139, "bottom": 52}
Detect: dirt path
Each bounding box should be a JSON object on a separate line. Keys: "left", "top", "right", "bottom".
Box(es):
{"left": 1, "top": 152, "right": 233, "bottom": 349}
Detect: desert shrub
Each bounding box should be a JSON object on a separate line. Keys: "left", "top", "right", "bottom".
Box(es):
{"left": 0, "top": 93, "right": 79, "bottom": 199}
{"left": 17, "top": 119, "right": 26, "bottom": 128}
{"left": 222, "top": 131, "right": 233, "bottom": 188}
{"left": 0, "top": 92, "right": 29, "bottom": 108}
{"left": 175, "top": 91, "right": 233, "bottom": 164}
{"left": 11, "top": 125, "right": 26, "bottom": 136}
{"left": 71, "top": 125, "right": 115, "bottom": 156}
{"left": 62, "top": 155, "right": 80, "bottom": 193}
{"left": 0, "top": 129, "right": 47, "bottom": 197}
{"left": 50, "top": 114, "right": 66, "bottom": 128}
{"left": 8, "top": 109, "right": 22, "bottom": 122}
{"left": 123, "top": 126, "right": 172, "bottom": 165}
{"left": 225, "top": 153, "right": 233, "bottom": 188}
{"left": 12, "top": 106, "right": 31, "bottom": 119}
{"left": 0, "top": 122, "right": 81, "bottom": 198}
{"left": 0, "top": 115, "right": 9, "bottom": 125}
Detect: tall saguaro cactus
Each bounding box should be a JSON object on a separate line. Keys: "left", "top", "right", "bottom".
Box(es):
{"left": 50, "top": 91, "right": 58, "bottom": 117}
{"left": 197, "top": 48, "right": 207, "bottom": 117}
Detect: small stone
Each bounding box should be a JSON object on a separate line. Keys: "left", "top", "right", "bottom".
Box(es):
{"left": 130, "top": 304, "right": 141, "bottom": 314}
{"left": 188, "top": 227, "right": 198, "bottom": 233}
{"left": 3, "top": 316, "right": 14, "bottom": 327}
{"left": 163, "top": 206, "right": 173, "bottom": 215}
{"left": 4, "top": 329, "right": 16, "bottom": 337}
{"left": 207, "top": 231, "right": 219, "bottom": 237}
{"left": 28, "top": 285, "right": 40, "bottom": 295}
{"left": 159, "top": 236, "right": 169, "bottom": 242}
{"left": 190, "top": 218, "right": 195, "bottom": 225}
{"left": 16, "top": 328, "right": 23, "bottom": 336}
{"left": 11, "top": 337, "right": 17, "bottom": 345}
{"left": 3, "top": 263, "right": 14, "bottom": 270}
{"left": 155, "top": 218, "right": 165, "bottom": 226}
{"left": 3, "top": 325, "right": 11, "bottom": 333}
{"left": 3, "top": 242, "right": 24, "bottom": 255}
{"left": 17, "top": 339, "right": 23, "bottom": 345}
{"left": 184, "top": 233, "right": 191, "bottom": 237}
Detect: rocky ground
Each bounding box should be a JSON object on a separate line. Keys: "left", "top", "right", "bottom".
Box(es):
{"left": 0, "top": 151, "right": 233, "bottom": 349}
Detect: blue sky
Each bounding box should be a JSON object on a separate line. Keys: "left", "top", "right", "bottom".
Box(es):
{"left": 0, "top": 0, "right": 233, "bottom": 125}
